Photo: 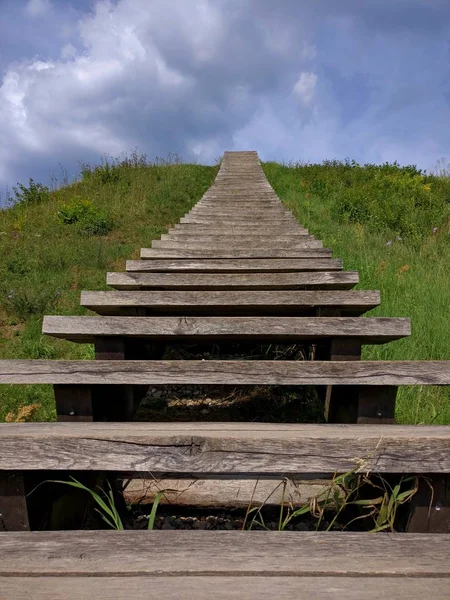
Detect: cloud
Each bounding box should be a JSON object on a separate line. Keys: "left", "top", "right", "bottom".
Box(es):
{"left": 293, "top": 73, "right": 317, "bottom": 107}
{"left": 24, "top": 0, "right": 52, "bottom": 17}
{"left": 0, "top": 0, "right": 450, "bottom": 195}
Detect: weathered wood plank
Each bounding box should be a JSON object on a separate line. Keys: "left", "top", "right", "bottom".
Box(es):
{"left": 4, "top": 576, "right": 450, "bottom": 600}
{"left": 0, "top": 472, "right": 29, "bottom": 531}
{"left": 1, "top": 422, "right": 449, "bottom": 473}
{"left": 2, "top": 359, "right": 446, "bottom": 385}
{"left": 106, "top": 271, "right": 357, "bottom": 290}
{"left": 42, "top": 316, "right": 409, "bottom": 343}
{"left": 122, "top": 477, "right": 336, "bottom": 508}
{"left": 160, "top": 235, "right": 316, "bottom": 244}
{"left": 151, "top": 239, "right": 324, "bottom": 249}
{"left": 1, "top": 531, "right": 449, "bottom": 576}
{"left": 172, "top": 225, "right": 309, "bottom": 234}
{"left": 81, "top": 290, "right": 380, "bottom": 316}
{"left": 141, "top": 248, "right": 332, "bottom": 258}
{"left": 125, "top": 259, "right": 343, "bottom": 273}
{"left": 180, "top": 217, "right": 296, "bottom": 223}
{"left": 3, "top": 576, "right": 450, "bottom": 600}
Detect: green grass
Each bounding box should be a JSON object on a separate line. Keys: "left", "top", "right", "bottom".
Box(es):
{"left": 263, "top": 160, "right": 450, "bottom": 424}
{"left": 1, "top": 154, "right": 449, "bottom": 425}
{"left": 0, "top": 154, "right": 218, "bottom": 421}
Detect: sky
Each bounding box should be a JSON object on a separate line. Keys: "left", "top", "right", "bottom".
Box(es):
{"left": 1, "top": 0, "right": 450, "bottom": 195}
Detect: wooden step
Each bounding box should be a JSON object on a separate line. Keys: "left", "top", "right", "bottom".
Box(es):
{"left": 151, "top": 240, "right": 324, "bottom": 249}
{"left": 81, "top": 290, "right": 380, "bottom": 316}
{"left": 0, "top": 531, "right": 448, "bottom": 600}
{"left": 125, "top": 258, "right": 343, "bottom": 273}
{"left": 106, "top": 271, "right": 358, "bottom": 290}
{"left": 0, "top": 360, "right": 446, "bottom": 385}
{"left": 159, "top": 234, "right": 317, "bottom": 244}
{"left": 164, "top": 231, "right": 312, "bottom": 239}
{"left": 141, "top": 248, "right": 332, "bottom": 259}
{"left": 172, "top": 224, "right": 309, "bottom": 233}
{"left": 180, "top": 217, "right": 296, "bottom": 224}
{"left": 0, "top": 422, "right": 448, "bottom": 473}
{"left": 42, "top": 316, "right": 410, "bottom": 343}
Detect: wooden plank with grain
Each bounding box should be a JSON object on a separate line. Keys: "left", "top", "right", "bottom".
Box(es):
{"left": 140, "top": 248, "right": 332, "bottom": 258}
{"left": 0, "top": 422, "right": 449, "bottom": 473}
{"left": 106, "top": 271, "right": 358, "bottom": 290}
{"left": 3, "top": 576, "right": 450, "bottom": 600}
{"left": 42, "top": 315, "right": 410, "bottom": 343}
{"left": 0, "top": 360, "right": 447, "bottom": 385}
{"left": 125, "top": 258, "right": 343, "bottom": 273}
{"left": 1, "top": 531, "right": 448, "bottom": 576}
{"left": 80, "top": 289, "right": 380, "bottom": 315}
{"left": 151, "top": 240, "right": 324, "bottom": 249}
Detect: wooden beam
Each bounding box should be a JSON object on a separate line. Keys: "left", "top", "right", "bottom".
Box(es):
{"left": 1, "top": 423, "right": 450, "bottom": 473}
{"left": 151, "top": 239, "right": 324, "bottom": 249}
{"left": 2, "top": 576, "right": 449, "bottom": 599}
{"left": 140, "top": 248, "right": 332, "bottom": 258}
{"left": 3, "top": 360, "right": 450, "bottom": 386}
{"left": 125, "top": 258, "right": 343, "bottom": 273}
{"left": 0, "top": 472, "right": 29, "bottom": 531}
{"left": 80, "top": 290, "right": 380, "bottom": 316}
{"left": 1, "top": 530, "right": 449, "bottom": 576}
{"left": 106, "top": 271, "right": 358, "bottom": 290}
{"left": 42, "top": 316, "right": 410, "bottom": 344}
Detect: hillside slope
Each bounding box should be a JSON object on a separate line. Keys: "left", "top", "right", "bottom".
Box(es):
{"left": 1, "top": 156, "right": 449, "bottom": 424}
{"left": 0, "top": 157, "right": 218, "bottom": 421}
{"left": 264, "top": 160, "right": 450, "bottom": 424}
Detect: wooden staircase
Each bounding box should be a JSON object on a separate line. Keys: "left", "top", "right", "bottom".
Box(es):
{"left": 0, "top": 151, "right": 449, "bottom": 599}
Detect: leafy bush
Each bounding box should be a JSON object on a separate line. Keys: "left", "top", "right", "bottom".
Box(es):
{"left": 58, "top": 198, "right": 113, "bottom": 236}
{"left": 13, "top": 179, "right": 50, "bottom": 205}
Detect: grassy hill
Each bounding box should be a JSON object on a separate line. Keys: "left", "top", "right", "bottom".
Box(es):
{"left": 1, "top": 155, "right": 449, "bottom": 424}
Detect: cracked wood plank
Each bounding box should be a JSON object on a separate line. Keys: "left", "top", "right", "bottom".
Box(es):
{"left": 0, "top": 422, "right": 449, "bottom": 473}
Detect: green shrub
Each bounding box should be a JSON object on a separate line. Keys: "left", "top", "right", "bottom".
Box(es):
{"left": 13, "top": 179, "right": 50, "bottom": 205}
{"left": 2, "top": 286, "right": 60, "bottom": 321}
{"left": 58, "top": 198, "right": 113, "bottom": 236}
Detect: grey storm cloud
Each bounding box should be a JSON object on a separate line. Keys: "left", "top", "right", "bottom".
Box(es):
{"left": 1, "top": 0, "right": 450, "bottom": 195}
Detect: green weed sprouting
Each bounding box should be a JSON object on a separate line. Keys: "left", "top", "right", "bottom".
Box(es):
{"left": 57, "top": 198, "right": 113, "bottom": 236}
{"left": 48, "top": 471, "right": 420, "bottom": 533}
{"left": 49, "top": 478, "right": 124, "bottom": 530}
{"left": 243, "top": 471, "right": 419, "bottom": 532}
{"left": 48, "top": 477, "right": 165, "bottom": 531}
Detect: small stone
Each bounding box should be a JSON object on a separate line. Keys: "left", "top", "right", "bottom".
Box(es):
{"left": 201, "top": 408, "right": 210, "bottom": 415}
{"left": 162, "top": 522, "right": 174, "bottom": 530}
{"left": 224, "top": 522, "right": 233, "bottom": 530}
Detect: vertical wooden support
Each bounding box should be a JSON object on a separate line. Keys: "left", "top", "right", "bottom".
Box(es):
{"left": 93, "top": 337, "right": 136, "bottom": 421}
{"left": 356, "top": 386, "right": 397, "bottom": 424}
{"left": 407, "top": 474, "right": 450, "bottom": 533}
{"left": 323, "top": 338, "right": 397, "bottom": 424}
{"left": 0, "top": 471, "right": 29, "bottom": 531}
{"left": 54, "top": 385, "right": 93, "bottom": 422}
{"left": 324, "top": 338, "right": 361, "bottom": 423}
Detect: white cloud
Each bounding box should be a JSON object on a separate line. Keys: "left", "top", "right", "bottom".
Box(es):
{"left": 292, "top": 72, "right": 317, "bottom": 107}
{"left": 1, "top": 0, "right": 450, "bottom": 193}
{"left": 25, "top": 0, "right": 52, "bottom": 17}
{"left": 0, "top": 0, "right": 314, "bottom": 189}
